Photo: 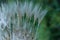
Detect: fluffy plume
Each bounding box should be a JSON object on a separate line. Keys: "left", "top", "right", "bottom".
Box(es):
{"left": 0, "top": 1, "right": 48, "bottom": 40}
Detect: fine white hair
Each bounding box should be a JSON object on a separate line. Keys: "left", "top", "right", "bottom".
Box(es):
{"left": 0, "top": 1, "right": 48, "bottom": 40}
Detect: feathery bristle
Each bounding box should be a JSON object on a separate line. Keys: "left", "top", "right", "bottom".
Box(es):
{"left": 0, "top": 1, "right": 48, "bottom": 40}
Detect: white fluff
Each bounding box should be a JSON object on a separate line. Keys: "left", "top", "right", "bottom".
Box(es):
{"left": 0, "top": 1, "right": 48, "bottom": 40}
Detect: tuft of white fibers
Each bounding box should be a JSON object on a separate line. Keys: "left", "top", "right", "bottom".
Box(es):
{"left": 0, "top": 1, "right": 48, "bottom": 40}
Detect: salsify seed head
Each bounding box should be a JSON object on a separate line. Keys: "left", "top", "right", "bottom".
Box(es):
{"left": 0, "top": 1, "right": 48, "bottom": 40}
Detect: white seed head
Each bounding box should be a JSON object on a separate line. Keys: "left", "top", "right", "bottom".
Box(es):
{"left": 0, "top": 1, "right": 48, "bottom": 40}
